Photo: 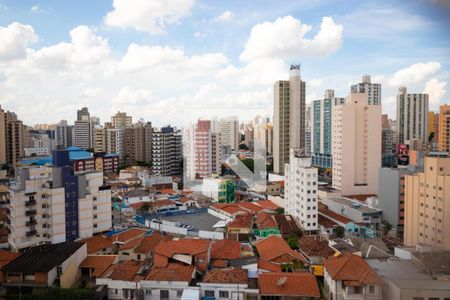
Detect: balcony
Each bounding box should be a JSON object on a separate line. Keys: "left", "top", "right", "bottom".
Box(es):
{"left": 25, "top": 209, "right": 37, "bottom": 217}
{"left": 26, "top": 229, "right": 37, "bottom": 237}
{"left": 26, "top": 219, "right": 37, "bottom": 226}
{"left": 25, "top": 200, "right": 37, "bottom": 207}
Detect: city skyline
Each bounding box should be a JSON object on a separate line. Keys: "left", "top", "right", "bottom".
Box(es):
{"left": 0, "top": 0, "right": 449, "bottom": 127}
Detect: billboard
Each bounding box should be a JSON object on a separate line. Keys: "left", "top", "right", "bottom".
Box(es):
{"left": 397, "top": 144, "right": 409, "bottom": 166}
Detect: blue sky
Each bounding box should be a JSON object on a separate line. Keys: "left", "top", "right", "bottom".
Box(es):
{"left": 0, "top": 0, "right": 448, "bottom": 126}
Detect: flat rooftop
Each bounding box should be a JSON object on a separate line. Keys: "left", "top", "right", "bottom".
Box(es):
{"left": 328, "top": 197, "right": 381, "bottom": 214}
{"left": 161, "top": 211, "right": 222, "bottom": 231}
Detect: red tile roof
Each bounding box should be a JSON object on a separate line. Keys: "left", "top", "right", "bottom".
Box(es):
{"left": 158, "top": 189, "right": 177, "bottom": 195}
{"left": 298, "top": 237, "right": 335, "bottom": 258}
{"left": 148, "top": 199, "right": 176, "bottom": 208}
{"left": 254, "top": 200, "right": 280, "bottom": 210}
{"left": 80, "top": 235, "right": 113, "bottom": 254}
{"left": 255, "top": 236, "right": 306, "bottom": 263}
{"left": 134, "top": 232, "right": 169, "bottom": 254}
{"left": 0, "top": 249, "right": 21, "bottom": 269}
{"left": 145, "top": 263, "right": 194, "bottom": 282}
{"left": 259, "top": 272, "right": 320, "bottom": 297}
{"left": 101, "top": 260, "right": 145, "bottom": 281}
{"left": 155, "top": 239, "right": 211, "bottom": 258}
{"left": 256, "top": 211, "right": 278, "bottom": 229}
{"left": 227, "top": 214, "right": 253, "bottom": 229}
{"left": 235, "top": 202, "right": 264, "bottom": 213}
{"left": 80, "top": 255, "right": 118, "bottom": 277}
{"left": 113, "top": 228, "right": 148, "bottom": 243}
{"left": 203, "top": 268, "right": 248, "bottom": 284}
{"left": 323, "top": 253, "right": 383, "bottom": 285}
{"left": 258, "top": 260, "right": 282, "bottom": 272}
{"left": 211, "top": 259, "right": 228, "bottom": 268}
{"left": 318, "top": 203, "right": 352, "bottom": 225}
{"left": 210, "top": 239, "right": 241, "bottom": 260}
{"left": 318, "top": 214, "right": 338, "bottom": 228}
{"left": 119, "top": 236, "right": 146, "bottom": 251}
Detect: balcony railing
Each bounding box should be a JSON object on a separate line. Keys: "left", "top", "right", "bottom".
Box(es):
{"left": 25, "top": 200, "right": 37, "bottom": 207}
{"left": 25, "top": 209, "right": 37, "bottom": 216}
{"left": 26, "top": 219, "right": 37, "bottom": 226}
{"left": 26, "top": 229, "right": 37, "bottom": 237}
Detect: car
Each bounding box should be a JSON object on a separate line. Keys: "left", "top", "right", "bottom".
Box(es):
{"left": 186, "top": 209, "right": 196, "bottom": 214}
{"left": 164, "top": 212, "right": 173, "bottom": 216}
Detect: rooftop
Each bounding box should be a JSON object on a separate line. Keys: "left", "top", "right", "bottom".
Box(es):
{"left": 328, "top": 197, "right": 381, "bottom": 214}
{"left": 80, "top": 255, "right": 118, "bottom": 277}
{"left": 258, "top": 272, "right": 320, "bottom": 297}
{"left": 101, "top": 260, "right": 146, "bottom": 281}
{"left": 145, "top": 263, "right": 194, "bottom": 282}
{"left": 0, "top": 249, "right": 21, "bottom": 270}
{"left": 210, "top": 239, "right": 242, "bottom": 260}
{"left": 298, "top": 237, "right": 335, "bottom": 258}
{"left": 254, "top": 200, "right": 279, "bottom": 210}
{"left": 112, "top": 228, "right": 148, "bottom": 243}
{"left": 256, "top": 211, "right": 278, "bottom": 229}
{"left": 318, "top": 202, "right": 352, "bottom": 225}
{"left": 273, "top": 215, "right": 302, "bottom": 235}
{"left": 255, "top": 236, "right": 306, "bottom": 263}
{"left": 203, "top": 268, "right": 248, "bottom": 284}
{"left": 227, "top": 214, "right": 253, "bottom": 229}
{"left": 258, "top": 260, "right": 282, "bottom": 272}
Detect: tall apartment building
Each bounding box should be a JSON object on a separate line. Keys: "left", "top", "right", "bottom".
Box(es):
{"left": 112, "top": 111, "right": 132, "bottom": 129}
{"left": 77, "top": 107, "right": 90, "bottom": 121}
{"left": 220, "top": 116, "right": 240, "bottom": 151}
{"left": 273, "top": 65, "right": 306, "bottom": 174}
{"left": 124, "top": 122, "right": 152, "bottom": 164}
{"left": 56, "top": 120, "right": 71, "bottom": 148}
{"left": 404, "top": 155, "right": 450, "bottom": 250}
{"left": 254, "top": 122, "right": 273, "bottom": 156}
{"left": 6, "top": 149, "right": 112, "bottom": 251}
{"left": 428, "top": 112, "right": 439, "bottom": 149}
{"left": 396, "top": 87, "right": 429, "bottom": 145}
{"left": 106, "top": 128, "right": 125, "bottom": 159}
{"left": 0, "top": 106, "right": 6, "bottom": 165}
{"left": 23, "top": 130, "right": 51, "bottom": 157}
{"left": 73, "top": 120, "right": 92, "bottom": 149}
{"left": 311, "top": 90, "right": 345, "bottom": 168}
{"left": 438, "top": 104, "right": 450, "bottom": 153}
{"left": 285, "top": 149, "right": 318, "bottom": 232}
{"left": 382, "top": 114, "right": 396, "bottom": 168}
{"left": 5, "top": 111, "right": 25, "bottom": 168}
{"left": 350, "top": 75, "right": 381, "bottom": 105}
{"left": 332, "top": 90, "right": 381, "bottom": 195}
{"left": 93, "top": 126, "right": 107, "bottom": 153}
{"left": 152, "top": 126, "right": 182, "bottom": 176}
{"left": 305, "top": 104, "right": 312, "bottom": 157}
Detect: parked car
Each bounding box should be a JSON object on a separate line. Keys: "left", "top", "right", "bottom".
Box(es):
{"left": 187, "top": 209, "right": 196, "bottom": 214}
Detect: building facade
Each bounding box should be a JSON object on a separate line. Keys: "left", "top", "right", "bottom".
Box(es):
{"left": 220, "top": 116, "right": 240, "bottom": 151}
{"left": 106, "top": 128, "right": 125, "bottom": 159}
{"left": 112, "top": 111, "right": 132, "bottom": 129}
{"left": 350, "top": 75, "right": 381, "bottom": 105}
{"left": 438, "top": 104, "right": 450, "bottom": 153}
{"left": 152, "top": 126, "right": 182, "bottom": 176}
{"left": 125, "top": 122, "right": 152, "bottom": 164}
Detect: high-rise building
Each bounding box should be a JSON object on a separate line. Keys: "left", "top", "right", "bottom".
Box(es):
{"left": 23, "top": 130, "right": 51, "bottom": 157}
{"left": 93, "top": 126, "right": 107, "bottom": 153}
{"left": 438, "top": 104, "right": 450, "bottom": 153}
{"left": 106, "top": 128, "right": 125, "bottom": 159}
{"left": 404, "top": 155, "right": 450, "bottom": 250}
{"left": 350, "top": 75, "right": 381, "bottom": 105}
{"left": 112, "top": 111, "right": 132, "bottom": 129}
{"left": 254, "top": 122, "right": 273, "bottom": 156}
{"left": 220, "top": 116, "right": 240, "bottom": 151}
{"left": 152, "top": 126, "right": 182, "bottom": 176}
{"left": 0, "top": 106, "right": 6, "bottom": 165}
{"left": 74, "top": 120, "right": 92, "bottom": 149}
{"left": 125, "top": 122, "right": 152, "bottom": 164}
{"left": 382, "top": 114, "right": 396, "bottom": 168}
{"left": 5, "top": 111, "right": 25, "bottom": 168}
{"left": 285, "top": 149, "right": 318, "bottom": 232}
{"left": 332, "top": 89, "right": 381, "bottom": 195}
{"left": 56, "top": 120, "right": 71, "bottom": 148}
{"left": 77, "top": 107, "right": 90, "bottom": 121}
{"left": 273, "top": 65, "right": 306, "bottom": 174}
{"left": 311, "top": 90, "right": 345, "bottom": 168}
{"left": 396, "top": 87, "right": 429, "bottom": 145}
{"left": 6, "top": 149, "right": 112, "bottom": 251}
{"left": 428, "top": 112, "right": 439, "bottom": 149}
{"left": 244, "top": 126, "right": 254, "bottom": 151}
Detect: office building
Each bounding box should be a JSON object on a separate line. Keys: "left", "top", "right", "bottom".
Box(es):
{"left": 77, "top": 107, "right": 90, "bottom": 121}
{"left": 112, "top": 111, "right": 132, "bottom": 129}
{"left": 438, "top": 104, "right": 450, "bottom": 153}
{"left": 350, "top": 75, "right": 381, "bottom": 105}
{"left": 396, "top": 87, "right": 429, "bottom": 145}
{"left": 152, "top": 126, "right": 182, "bottom": 176}
{"left": 404, "top": 155, "right": 450, "bottom": 250}
{"left": 332, "top": 89, "right": 381, "bottom": 195}
{"left": 285, "top": 148, "right": 318, "bottom": 232}
{"left": 311, "top": 90, "right": 345, "bottom": 168}
{"left": 220, "top": 116, "right": 240, "bottom": 151}
{"left": 254, "top": 122, "right": 273, "bottom": 156}
{"left": 23, "top": 130, "right": 51, "bottom": 157}
{"left": 125, "top": 122, "right": 152, "bottom": 164}
{"left": 273, "top": 65, "right": 306, "bottom": 174}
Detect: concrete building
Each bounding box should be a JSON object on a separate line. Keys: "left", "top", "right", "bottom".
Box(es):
{"left": 351, "top": 75, "right": 381, "bottom": 105}
{"left": 382, "top": 114, "right": 396, "bottom": 168}
{"left": 220, "top": 116, "right": 240, "bottom": 151}
{"left": 428, "top": 111, "right": 439, "bottom": 149}
{"left": 93, "top": 126, "right": 107, "bottom": 153}
{"left": 404, "top": 155, "right": 450, "bottom": 250}
{"left": 0, "top": 106, "right": 6, "bottom": 165}
{"left": 106, "top": 128, "right": 125, "bottom": 159}
{"left": 254, "top": 122, "right": 273, "bottom": 156}
{"left": 56, "top": 120, "right": 71, "bottom": 148}
{"left": 6, "top": 149, "right": 112, "bottom": 251}
{"left": 438, "top": 104, "right": 450, "bottom": 153}
{"left": 397, "top": 87, "right": 429, "bottom": 145}
{"left": 285, "top": 149, "right": 318, "bottom": 232}
{"left": 5, "top": 111, "right": 25, "bottom": 168}
{"left": 332, "top": 90, "right": 381, "bottom": 195}
{"left": 311, "top": 90, "right": 345, "bottom": 168}
{"left": 273, "top": 64, "right": 306, "bottom": 174}
{"left": 152, "top": 126, "right": 182, "bottom": 176}
{"left": 77, "top": 107, "right": 90, "bottom": 121}
{"left": 111, "top": 111, "right": 132, "bottom": 129}
{"left": 125, "top": 122, "right": 152, "bottom": 164}
{"left": 74, "top": 120, "right": 92, "bottom": 149}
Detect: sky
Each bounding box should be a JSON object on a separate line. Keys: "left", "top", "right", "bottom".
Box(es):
{"left": 0, "top": 0, "right": 449, "bottom": 127}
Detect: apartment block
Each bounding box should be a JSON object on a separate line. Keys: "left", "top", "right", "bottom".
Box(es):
{"left": 397, "top": 87, "right": 429, "bottom": 145}
{"left": 438, "top": 104, "right": 450, "bottom": 153}
{"left": 93, "top": 126, "right": 107, "bottom": 153}
{"left": 152, "top": 126, "right": 182, "bottom": 176}
{"left": 350, "top": 75, "right": 381, "bottom": 105}
{"left": 111, "top": 111, "right": 132, "bottom": 129}
{"left": 220, "top": 116, "right": 240, "bottom": 151}
{"left": 106, "top": 128, "right": 125, "bottom": 159}
{"left": 124, "top": 122, "right": 152, "bottom": 164}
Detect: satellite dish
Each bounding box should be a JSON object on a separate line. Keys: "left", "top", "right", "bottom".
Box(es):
{"left": 277, "top": 276, "right": 287, "bottom": 286}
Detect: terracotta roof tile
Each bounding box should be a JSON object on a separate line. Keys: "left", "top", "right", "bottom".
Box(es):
{"left": 80, "top": 235, "right": 113, "bottom": 254}
{"left": 148, "top": 199, "right": 176, "bottom": 208}
{"left": 158, "top": 189, "right": 177, "bottom": 195}
{"left": 211, "top": 259, "right": 228, "bottom": 268}
{"left": 80, "top": 255, "right": 118, "bottom": 277}
{"left": 255, "top": 236, "right": 306, "bottom": 263}
{"left": 0, "top": 249, "right": 21, "bottom": 269}
{"left": 258, "top": 260, "right": 282, "bottom": 272}
{"left": 134, "top": 232, "right": 169, "bottom": 254}
{"left": 259, "top": 272, "right": 320, "bottom": 297}
{"left": 318, "top": 203, "right": 352, "bottom": 225}
{"left": 227, "top": 214, "right": 253, "bottom": 229}
{"left": 154, "top": 239, "right": 211, "bottom": 257}
{"left": 318, "top": 214, "right": 338, "bottom": 228}
{"left": 101, "top": 260, "right": 145, "bottom": 281}
{"left": 119, "top": 236, "right": 146, "bottom": 251}
{"left": 298, "top": 237, "right": 335, "bottom": 258}
{"left": 203, "top": 268, "right": 248, "bottom": 284}
{"left": 145, "top": 263, "right": 194, "bottom": 282}
{"left": 254, "top": 200, "right": 280, "bottom": 210}
{"left": 210, "top": 239, "right": 241, "bottom": 260}
{"left": 235, "top": 202, "right": 264, "bottom": 213}
{"left": 323, "top": 253, "right": 383, "bottom": 285}
{"left": 113, "top": 228, "right": 147, "bottom": 243}
{"left": 256, "top": 211, "right": 278, "bottom": 229}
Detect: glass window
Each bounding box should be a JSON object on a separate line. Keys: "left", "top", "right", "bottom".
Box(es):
{"left": 205, "top": 290, "right": 215, "bottom": 297}
{"left": 219, "top": 291, "right": 229, "bottom": 298}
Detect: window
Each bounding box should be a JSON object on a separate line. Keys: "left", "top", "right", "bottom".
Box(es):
{"left": 428, "top": 298, "right": 440, "bottom": 300}
{"left": 145, "top": 290, "right": 152, "bottom": 295}
{"left": 205, "top": 290, "right": 215, "bottom": 297}
{"left": 177, "top": 290, "right": 183, "bottom": 297}
{"left": 57, "top": 266, "right": 63, "bottom": 277}
{"left": 160, "top": 290, "right": 169, "bottom": 299}
{"left": 219, "top": 291, "right": 229, "bottom": 298}
{"left": 368, "top": 285, "right": 375, "bottom": 294}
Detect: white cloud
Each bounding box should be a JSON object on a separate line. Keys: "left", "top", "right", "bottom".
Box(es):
{"left": 423, "top": 78, "right": 447, "bottom": 107}
{"left": 389, "top": 62, "right": 441, "bottom": 86}
{"left": 213, "top": 11, "right": 234, "bottom": 23}
{"left": 111, "top": 87, "right": 153, "bottom": 105}
{"left": 194, "top": 31, "right": 206, "bottom": 38}
{"left": 104, "top": 0, "right": 195, "bottom": 34}
{"left": 0, "top": 22, "right": 38, "bottom": 60}
{"left": 240, "top": 16, "right": 343, "bottom": 62}
{"left": 31, "top": 4, "right": 43, "bottom": 13}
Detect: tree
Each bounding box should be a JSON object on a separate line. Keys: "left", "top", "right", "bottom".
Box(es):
{"left": 428, "top": 131, "right": 435, "bottom": 143}
{"left": 286, "top": 235, "right": 299, "bottom": 250}
{"left": 335, "top": 226, "right": 345, "bottom": 238}
{"left": 275, "top": 207, "right": 284, "bottom": 215}
{"left": 239, "top": 143, "right": 249, "bottom": 150}
{"left": 382, "top": 220, "right": 393, "bottom": 236}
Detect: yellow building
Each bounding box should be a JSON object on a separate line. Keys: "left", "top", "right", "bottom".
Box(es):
{"left": 438, "top": 104, "right": 450, "bottom": 153}
{"left": 404, "top": 155, "right": 450, "bottom": 250}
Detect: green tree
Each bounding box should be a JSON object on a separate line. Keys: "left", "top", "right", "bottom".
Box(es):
{"left": 286, "top": 235, "right": 299, "bottom": 250}
{"left": 382, "top": 220, "right": 393, "bottom": 235}
{"left": 275, "top": 207, "right": 284, "bottom": 215}
{"left": 239, "top": 143, "right": 249, "bottom": 150}
{"left": 240, "top": 158, "right": 254, "bottom": 172}
{"left": 335, "top": 225, "right": 345, "bottom": 238}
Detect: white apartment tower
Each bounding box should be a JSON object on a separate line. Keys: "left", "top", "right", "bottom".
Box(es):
{"left": 351, "top": 75, "right": 381, "bottom": 105}
{"left": 106, "top": 128, "right": 125, "bottom": 159}
{"left": 273, "top": 65, "right": 306, "bottom": 174}
{"left": 220, "top": 116, "right": 240, "bottom": 151}
{"left": 332, "top": 89, "right": 381, "bottom": 195}
{"left": 285, "top": 149, "right": 318, "bottom": 232}
{"left": 396, "top": 87, "right": 429, "bottom": 145}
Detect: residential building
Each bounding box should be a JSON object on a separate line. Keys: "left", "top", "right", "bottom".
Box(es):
{"left": 259, "top": 272, "right": 321, "bottom": 299}
{"left": 220, "top": 116, "right": 240, "bottom": 151}
{"left": 311, "top": 90, "right": 345, "bottom": 168}
{"left": 106, "top": 128, "right": 125, "bottom": 159}
{"left": 6, "top": 149, "right": 112, "bottom": 251}
{"left": 382, "top": 114, "right": 397, "bottom": 168}
{"left": 152, "top": 126, "right": 182, "bottom": 176}
{"left": 404, "top": 155, "right": 450, "bottom": 250}
{"left": 125, "top": 122, "right": 152, "bottom": 164}
{"left": 1, "top": 242, "right": 87, "bottom": 295}
{"left": 298, "top": 236, "right": 335, "bottom": 276}
{"left": 350, "top": 75, "right": 381, "bottom": 105}
{"left": 93, "top": 125, "right": 107, "bottom": 153}
{"left": 428, "top": 111, "right": 439, "bottom": 149}
{"left": 332, "top": 88, "right": 381, "bottom": 195}
{"left": 77, "top": 107, "right": 90, "bottom": 121}
{"left": 199, "top": 269, "right": 248, "bottom": 300}
{"left": 254, "top": 235, "right": 306, "bottom": 266}
{"left": 56, "top": 120, "right": 71, "bottom": 148}
{"left": 438, "top": 104, "right": 450, "bottom": 153}
{"left": 201, "top": 177, "right": 235, "bottom": 203}
{"left": 111, "top": 111, "right": 132, "bottom": 129}
{"left": 74, "top": 120, "right": 92, "bottom": 149}
{"left": 23, "top": 130, "right": 51, "bottom": 157}
{"left": 0, "top": 106, "right": 6, "bottom": 166}
{"left": 396, "top": 87, "right": 429, "bottom": 145}
{"left": 5, "top": 111, "right": 25, "bottom": 168}
{"left": 273, "top": 64, "right": 306, "bottom": 174}
{"left": 285, "top": 148, "right": 318, "bottom": 232}
{"left": 254, "top": 121, "right": 273, "bottom": 155}
{"left": 324, "top": 253, "right": 383, "bottom": 300}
